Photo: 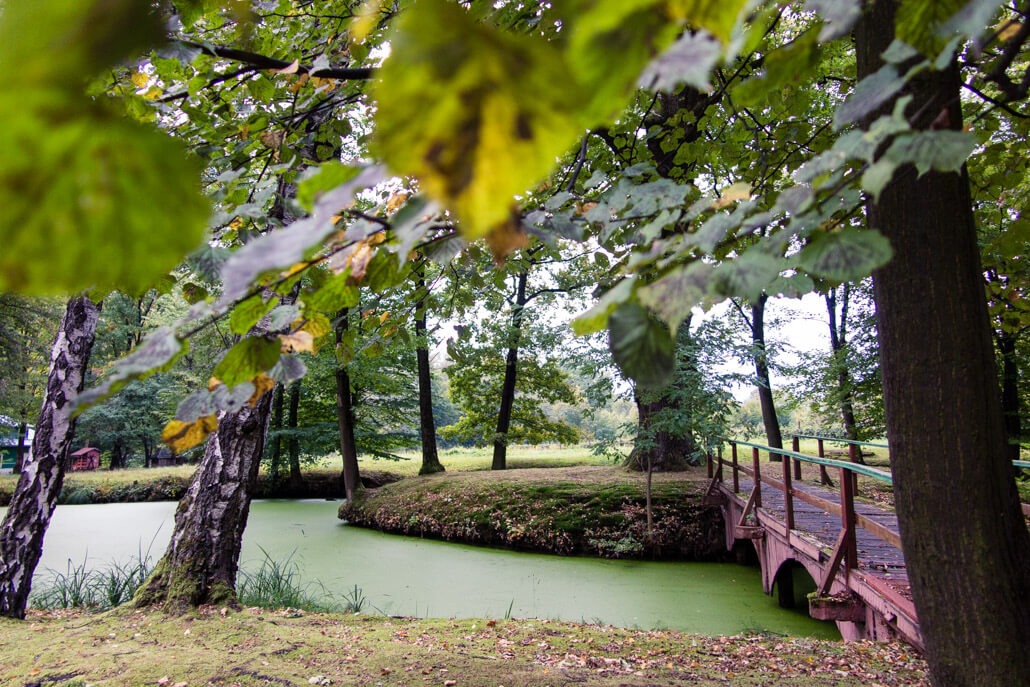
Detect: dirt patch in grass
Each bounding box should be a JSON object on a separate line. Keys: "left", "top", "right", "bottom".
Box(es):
{"left": 341, "top": 466, "right": 726, "bottom": 560}
{"left": 0, "top": 606, "right": 929, "bottom": 686}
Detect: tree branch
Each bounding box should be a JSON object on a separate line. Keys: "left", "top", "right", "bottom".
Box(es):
{"left": 182, "top": 41, "right": 375, "bottom": 80}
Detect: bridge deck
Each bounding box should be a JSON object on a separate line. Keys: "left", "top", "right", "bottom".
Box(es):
{"left": 723, "top": 475, "right": 917, "bottom": 632}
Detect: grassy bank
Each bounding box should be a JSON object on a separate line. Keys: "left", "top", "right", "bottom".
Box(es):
{"left": 0, "top": 607, "right": 930, "bottom": 686}
{"left": 341, "top": 465, "right": 725, "bottom": 560}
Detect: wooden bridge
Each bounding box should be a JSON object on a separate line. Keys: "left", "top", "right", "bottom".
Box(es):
{"left": 704, "top": 437, "right": 922, "bottom": 648}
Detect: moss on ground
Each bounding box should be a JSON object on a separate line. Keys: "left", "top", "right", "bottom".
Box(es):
{"left": 340, "top": 465, "right": 726, "bottom": 560}
{"left": 0, "top": 606, "right": 929, "bottom": 686}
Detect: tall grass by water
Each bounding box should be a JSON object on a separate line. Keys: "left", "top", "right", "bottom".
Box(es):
{"left": 31, "top": 552, "right": 153, "bottom": 611}
{"left": 30, "top": 546, "right": 371, "bottom": 614}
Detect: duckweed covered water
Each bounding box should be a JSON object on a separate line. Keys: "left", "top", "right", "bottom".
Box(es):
{"left": 17, "top": 499, "right": 838, "bottom": 638}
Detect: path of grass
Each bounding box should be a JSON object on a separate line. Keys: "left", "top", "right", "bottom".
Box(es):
{"left": 0, "top": 607, "right": 929, "bottom": 686}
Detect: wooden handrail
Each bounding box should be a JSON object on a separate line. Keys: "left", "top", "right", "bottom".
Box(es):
{"left": 791, "top": 433, "right": 890, "bottom": 450}
{"left": 724, "top": 438, "right": 894, "bottom": 482}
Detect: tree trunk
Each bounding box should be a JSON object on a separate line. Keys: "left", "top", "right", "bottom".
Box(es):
{"left": 996, "top": 332, "right": 1022, "bottom": 463}
{"left": 133, "top": 390, "right": 275, "bottom": 610}
{"left": 826, "top": 287, "right": 861, "bottom": 445}
{"left": 287, "top": 380, "right": 304, "bottom": 492}
{"left": 13, "top": 422, "right": 27, "bottom": 475}
{"left": 624, "top": 392, "right": 696, "bottom": 472}
{"left": 268, "top": 383, "right": 285, "bottom": 482}
{"left": 335, "top": 308, "right": 361, "bottom": 502}
{"left": 0, "top": 295, "right": 99, "bottom": 619}
{"left": 415, "top": 270, "right": 444, "bottom": 475}
{"left": 109, "top": 441, "right": 125, "bottom": 470}
{"left": 857, "top": 3, "right": 1030, "bottom": 684}
{"left": 751, "top": 295, "right": 783, "bottom": 458}
{"left": 492, "top": 270, "right": 528, "bottom": 470}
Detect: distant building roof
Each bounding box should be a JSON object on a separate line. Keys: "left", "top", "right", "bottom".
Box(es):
{"left": 70, "top": 447, "right": 99, "bottom": 456}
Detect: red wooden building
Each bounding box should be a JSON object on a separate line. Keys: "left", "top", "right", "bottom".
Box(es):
{"left": 69, "top": 447, "right": 100, "bottom": 471}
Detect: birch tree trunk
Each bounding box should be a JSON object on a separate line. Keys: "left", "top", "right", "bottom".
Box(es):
{"left": 0, "top": 295, "right": 99, "bottom": 619}
{"left": 133, "top": 389, "right": 274, "bottom": 610}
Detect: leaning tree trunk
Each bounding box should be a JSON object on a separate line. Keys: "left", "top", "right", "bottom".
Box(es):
{"left": 0, "top": 295, "right": 99, "bottom": 619}
{"left": 335, "top": 308, "right": 361, "bottom": 502}
{"left": 492, "top": 270, "right": 528, "bottom": 471}
{"left": 996, "top": 331, "right": 1022, "bottom": 464}
{"left": 826, "top": 286, "right": 861, "bottom": 447}
{"left": 750, "top": 295, "right": 783, "bottom": 458}
{"left": 134, "top": 390, "right": 275, "bottom": 610}
{"left": 857, "top": 3, "right": 1030, "bottom": 684}
{"left": 268, "top": 383, "right": 285, "bottom": 483}
{"left": 415, "top": 270, "right": 444, "bottom": 475}
{"left": 13, "top": 421, "right": 28, "bottom": 474}
{"left": 286, "top": 380, "right": 304, "bottom": 493}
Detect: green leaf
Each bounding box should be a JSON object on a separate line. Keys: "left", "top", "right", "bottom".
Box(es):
{"left": 565, "top": 0, "right": 679, "bottom": 119}
{"left": 296, "top": 162, "right": 361, "bottom": 212}
{"left": 0, "top": 96, "right": 210, "bottom": 295}
{"left": 229, "top": 293, "right": 276, "bottom": 335}
{"left": 75, "top": 327, "right": 184, "bottom": 410}
{"left": 883, "top": 130, "right": 976, "bottom": 176}
{"left": 896, "top": 0, "right": 964, "bottom": 55}
{"left": 733, "top": 29, "right": 822, "bottom": 108}
{"left": 834, "top": 64, "right": 907, "bottom": 130}
{"left": 637, "top": 262, "right": 713, "bottom": 331}
{"left": 804, "top": 0, "right": 862, "bottom": 40}
{"left": 213, "top": 337, "right": 282, "bottom": 387}
{"left": 711, "top": 251, "right": 784, "bottom": 301}
{"left": 607, "top": 302, "right": 675, "bottom": 390}
{"left": 366, "top": 251, "right": 410, "bottom": 293}
{"left": 861, "top": 159, "right": 899, "bottom": 200}
{"left": 0, "top": 0, "right": 163, "bottom": 91}
{"left": 571, "top": 279, "right": 635, "bottom": 335}
{"left": 667, "top": 0, "right": 749, "bottom": 43}
{"left": 797, "top": 227, "right": 894, "bottom": 283}
{"left": 373, "top": 0, "right": 584, "bottom": 239}
{"left": 940, "top": 1, "right": 1008, "bottom": 42}
{"left": 305, "top": 273, "right": 360, "bottom": 313}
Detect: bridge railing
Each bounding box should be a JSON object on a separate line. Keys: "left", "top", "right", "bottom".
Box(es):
{"left": 707, "top": 438, "right": 894, "bottom": 595}
{"left": 789, "top": 434, "right": 888, "bottom": 486}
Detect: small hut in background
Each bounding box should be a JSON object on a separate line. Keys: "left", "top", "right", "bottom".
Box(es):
{"left": 69, "top": 447, "right": 101, "bottom": 471}
{"left": 153, "top": 448, "right": 177, "bottom": 467}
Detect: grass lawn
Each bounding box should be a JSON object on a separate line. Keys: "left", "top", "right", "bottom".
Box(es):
{"left": 0, "top": 606, "right": 930, "bottom": 686}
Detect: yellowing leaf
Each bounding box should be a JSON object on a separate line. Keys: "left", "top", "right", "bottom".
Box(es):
{"left": 373, "top": 0, "right": 584, "bottom": 239}
{"left": 272, "top": 59, "right": 300, "bottom": 74}
{"left": 279, "top": 330, "right": 315, "bottom": 353}
{"left": 352, "top": 0, "right": 386, "bottom": 42}
{"left": 378, "top": 311, "right": 390, "bottom": 324}
{"left": 162, "top": 414, "right": 217, "bottom": 454}
{"left": 485, "top": 220, "right": 530, "bottom": 262}
{"left": 667, "top": 0, "right": 749, "bottom": 43}
{"left": 997, "top": 19, "right": 1023, "bottom": 43}
{"left": 386, "top": 192, "right": 409, "bottom": 214}
{"left": 345, "top": 241, "right": 375, "bottom": 280}
{"left": 712, "top": 182, "right": 751, "bottom": 209}
{"left": 301, "top": 313, "right": 333, "bottom": 341}
{"left": 259, "top": 130, "right": 284, "bottom": 149}
{"left": 249, "top": 373, "right": 276, "bottom": 406}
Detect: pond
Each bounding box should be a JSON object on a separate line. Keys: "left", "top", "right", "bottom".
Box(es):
{"left": 14, "top": 499, "right": 838, "bottom": 638}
